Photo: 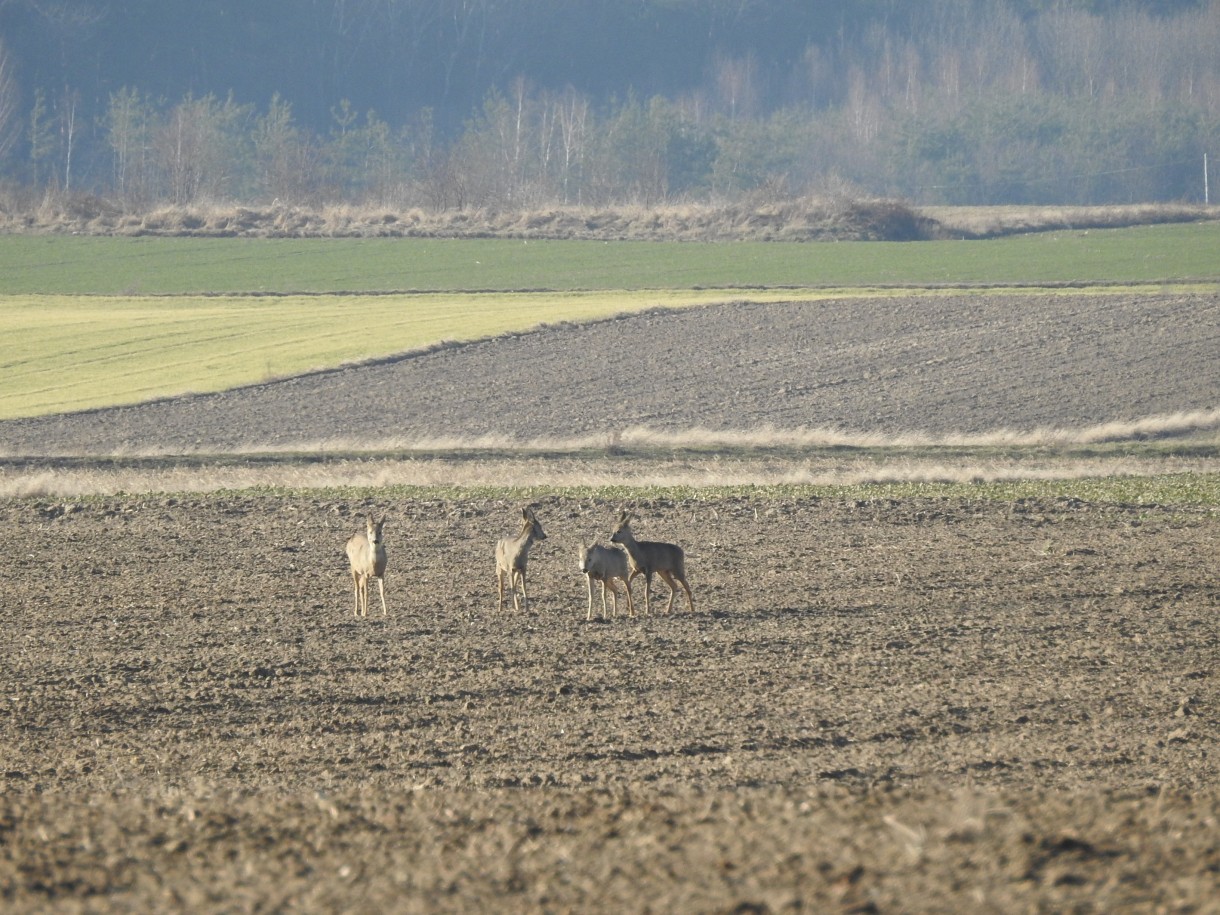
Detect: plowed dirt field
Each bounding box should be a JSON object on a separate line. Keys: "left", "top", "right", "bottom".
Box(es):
{"left": 3, "top": 292, "right": 1218, "bottom": 453}
{"left": 1, "top": 292, "right": 1218, "bottom": 912}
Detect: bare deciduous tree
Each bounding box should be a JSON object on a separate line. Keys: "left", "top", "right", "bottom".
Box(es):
{"left": 0, "top": 40, "right": 20, "bottom": 165}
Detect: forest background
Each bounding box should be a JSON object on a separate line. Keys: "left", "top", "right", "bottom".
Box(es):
{"left": 0, "top": 0, "right": 1217, "bottom": 218}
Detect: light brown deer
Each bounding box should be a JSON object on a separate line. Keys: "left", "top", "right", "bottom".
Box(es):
{"left": 578, "top": 542, "right": 635, "bottom": 620}
{"left": 610, "top": 511, "right": 694, "bottom": 614}
{"left": 496, "top": 506, "right": 547, "bottom": 612}
{"left": 346, "top": 514, "right": 387, "bottom": 617}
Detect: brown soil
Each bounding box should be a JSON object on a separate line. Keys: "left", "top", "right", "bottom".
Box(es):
{"left": 1, "top": 290, "right": 1218, "bottom": 912}
{"left": 2, "top": 492, "right": 1218, "bottom": 912}
{"left": 2, "top": 292, "right": 1218, "bottom": 455}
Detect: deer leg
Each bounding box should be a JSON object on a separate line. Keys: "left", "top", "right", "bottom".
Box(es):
{"left": 351, "top": 571, "right": 360, "bottom": 617}
{"left": 659, "top": 570, "right": 678, "bottom": 613}
{"left": 621, "top": 577, "right": 636, "bottom": 618}
{"left": 376, "top": 576, "right": 387, "bottom": 616}
{"left": 514, "top": 570, "right": 526, "bottom": 612}
{"left": 586, "top": 575, "right": 594, "bottom": 621}
{"left": 497, "top": 568, "right": 506, "bottom": 612}
{"left": 678, "top": 574, "right": 694, "bottom": 612}
{"left": 626, "top": 569, "right": 644, "bottom": 615}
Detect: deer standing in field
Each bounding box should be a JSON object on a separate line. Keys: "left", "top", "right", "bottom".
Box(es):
{"left": 578, "top": 542, "right": 635, "bottom": 620}
{"left": 346, "top": 514, "right": 388, "bottom": 617}
{"left": 496, "top": 506, "right": 547, "bottom": 612}
{"left": 610, "top": 511, "right": 694, "bottom": 615}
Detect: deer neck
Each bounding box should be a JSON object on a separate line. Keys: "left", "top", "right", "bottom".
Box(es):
{"left": 515, "top": 527, "right": 536, "bottom": 556}
{"left": 617, "top": 531, "right": 645, "bottom": 565}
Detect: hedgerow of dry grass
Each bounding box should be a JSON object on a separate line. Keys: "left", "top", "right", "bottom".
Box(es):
{"left": 0, "top": 193, "right": 939, "bottom": 240}
{"left": 4, "top": 451, "right": 1218, "bottom": 499}
{"left": 5, "top": 191, "right": 1214, "bottom": 241}
{"left": 6, "top": 410, "right": 1213, "bottom": 461}
{"left": 3, "top": 412, "right": 1217, "bottom": 498}
{"left": 925, "top": 203, "right": 1220, "bottom": 238}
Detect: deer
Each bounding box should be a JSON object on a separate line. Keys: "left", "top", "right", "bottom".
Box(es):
{"left": 346, "top": 514, "right": 387, "bottom": 617}
{"left": 495, "top": 506, "right": 547, "bottom": 612}
{"left": 610, "top": 510, "right": 694, "bottom": 615}
{"left": 578, "top": 542, "right": 635, "bottom": 621}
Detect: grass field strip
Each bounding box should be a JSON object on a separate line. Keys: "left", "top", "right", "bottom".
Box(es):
{"left": 1, "top": 225, "right": 1218, "bottom": 294}
{"left": 3, "top": 456, "right": 1218, "bottom": 501}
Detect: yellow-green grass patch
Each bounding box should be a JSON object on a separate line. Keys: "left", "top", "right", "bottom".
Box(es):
{"left": 3, "top": 289, "right": 799, "bottom": 419}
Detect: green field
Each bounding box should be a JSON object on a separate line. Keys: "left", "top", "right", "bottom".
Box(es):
{"left": 2, "top": 222, "right": 1218, "bottom": 295}
{"left": 2, "top": 223, "right": 1217, "bottom": 419}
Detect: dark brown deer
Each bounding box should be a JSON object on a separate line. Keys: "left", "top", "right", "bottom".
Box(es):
{"left": 610, "top": 511, "right": 693, "bottom": 614}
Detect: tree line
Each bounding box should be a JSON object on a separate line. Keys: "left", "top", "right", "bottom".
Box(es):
{"left": 0, "top": 0, "right": 1217, "bottom": 210}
